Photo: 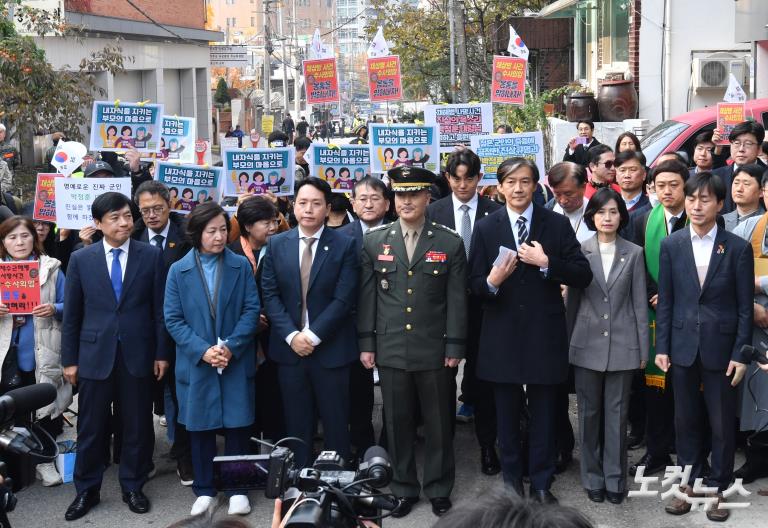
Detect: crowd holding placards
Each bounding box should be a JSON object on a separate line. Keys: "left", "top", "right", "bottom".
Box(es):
{"left": 3, "top": 112, "right": 768, "bottom": 527}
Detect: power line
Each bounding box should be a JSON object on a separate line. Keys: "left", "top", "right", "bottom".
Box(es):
{"left": 124, "top": 0, "right": 209, "bottom": 47}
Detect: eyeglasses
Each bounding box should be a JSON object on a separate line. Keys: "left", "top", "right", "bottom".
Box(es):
{"left": 597, "top": 160, "right": 614, "bottom": 169}
{"left": 731, "top": 140, "right": 758, "bottom": 149}
{"left": 139, "top": 205, "right": 167, "bottom": 217}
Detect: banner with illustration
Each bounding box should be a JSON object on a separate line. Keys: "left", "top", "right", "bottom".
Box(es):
{"left": 222, "top": 147, "right": 296, "bottom": 197}
{"left": 424, "top": 103, "right": 494, "bottom": 153}
{"left": 142, "top": 116, "right": 196, "bottom": 163}
{"left": 33, "top": 173, "right": 60, "bottom": 223}
{"left": 471, "top": 131, "right": 545, "bottom": 185}
{"left": 89, "top": 101, "right": 164, "bottom": 152}
{"left": 369, "top": 124, "right": 440, "bottom": 174}
{"left": 303, "top": 58, "right": 340, "bottom": 105}
{"left": 0, "top": 261, "right": 41, "bottom": 315}
{"left": 716, "top": 102, "right": 746, "bottom": 146}
{"left": 367, "top": 55, "right": 402, "bottom": 102}
{"left": 490, "top": 56, "right": 526, "bottom": 105}
{"left": 307, "top": 144, "right": 371, "bottom": 192}
{"left": 155, "top": 162, "right": 222, "bottom": 214}
{"left": 54, "top": 177, "right": 132, "bottom": 229}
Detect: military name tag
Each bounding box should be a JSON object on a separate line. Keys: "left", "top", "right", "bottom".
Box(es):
{"left": 377, "top": 254, "right": 394, "bottom": 261}
{"left": 425, "top": 251, "right": 447, "bottom": 263}
{"left": 380, "top": 279, "right": 389, "bottom": 290}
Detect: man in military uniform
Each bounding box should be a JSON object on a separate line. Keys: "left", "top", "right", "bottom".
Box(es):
{"left": 358, "top": 166, "right": 467, "bottom": 518}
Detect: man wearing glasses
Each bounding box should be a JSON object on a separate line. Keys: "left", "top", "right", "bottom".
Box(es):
{"left": 713, "top": 121, "right": 767, "bottom": 213}
{"left": 585, "top": 145, "right": 621, "bottom": 198}
{"left": 132, "top": 180, "right": 194, "bottom": 486}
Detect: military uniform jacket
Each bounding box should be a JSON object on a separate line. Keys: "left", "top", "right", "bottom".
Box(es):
{"left": 357, "top": 220, "right": 468, "bottom": 371}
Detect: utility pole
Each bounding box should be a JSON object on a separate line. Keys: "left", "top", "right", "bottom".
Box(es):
{"left": 278, "top": 1, "right": 289, "bottom": 114}
{"left": 455, "top": 0, "right": 469, "bottom": 103}
{"left": 447, "top": 0, "right": 456, "bottom": 103}
{"left": 292, "top": 0, "right": 301, "bottom": 117}
{"left": 263, "top": 0, "right": 272, "bottom": 112}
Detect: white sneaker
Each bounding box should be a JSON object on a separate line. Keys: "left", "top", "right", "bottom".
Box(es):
{"left": 36, "top": 462, "right": 62, "bottom": 487}
{"left": 190, "top": 495, "right": 214, "bottom": 516}
{"left": 228, "top": 494, "right": 251, "bottom": 515}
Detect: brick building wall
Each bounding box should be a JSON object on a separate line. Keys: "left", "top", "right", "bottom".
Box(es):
{"left": 629, "top": 0, "right": 641, "bottom": 95}
{"left": 64, "top": 0, "right": 206, "bottom": 29}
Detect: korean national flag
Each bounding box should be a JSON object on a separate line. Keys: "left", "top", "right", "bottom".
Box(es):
{"left": 367, "top": 27, "right": 391, "bottom": 58}
{"left": 507, "top": 25, "right": 529, "bottom": 61}
{"left": 723, "top": 73, "right": 747, "bottom": 103}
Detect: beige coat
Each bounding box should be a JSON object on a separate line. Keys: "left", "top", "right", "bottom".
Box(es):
{"left": 0, "top": 255, "right": 71, "bottom": 419}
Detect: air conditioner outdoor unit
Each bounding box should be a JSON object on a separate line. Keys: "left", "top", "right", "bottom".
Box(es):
{"left": 692, "top": 57, "right": 749, "bottom": 91}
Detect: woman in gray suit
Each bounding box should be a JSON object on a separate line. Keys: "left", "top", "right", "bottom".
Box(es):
{"left": 566, "top": 188, "right": 649, "bottom": 505}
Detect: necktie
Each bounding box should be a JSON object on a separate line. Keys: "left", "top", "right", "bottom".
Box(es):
{"left": 668, "top": 216, "right": 678, "bottom": 234}
{"left": 405, "top": 230, "right": 418, "bottom": 262}
{"left": 516, "top": 217, "right": 528, "bottom": 247}
{"left": 151, "top": 234, "right": 165, "bottom": 248}
{"left": 300, "top": 237, "right": 316, "bottom": 327}
{"left": 459, "top": 204, "right": 471, "bottom": 258}
{"left": 110, "top": 248, "right": 123, "bottom": 301}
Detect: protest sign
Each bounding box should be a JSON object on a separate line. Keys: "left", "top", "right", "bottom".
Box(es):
{"left": 471, "top": 131, "right": 545, "bottom": 185}
{"left": 143, "top": 116, "right": 196, "bottom": 163}
{"left": 369, "top": 124, "right": 440, "bottom": 174}
{"left": 424, "top": 103, "right": 494, "bottom": 153}
{"left": 33, "top": 173, "right": 60, "bottom": 222}
{"left": 222, "top": 147, "right": 296, "bottom": 197}
{"left": 89, "top": 101, "right": 164, "bottom": 152}
{"left": 220, "top": 137, "right": 239, "bottom": 152}
{"left": 0, "top": 261, "right": 41, "bottom": 314}
{"left": 195, "top": 140, "right": 213, "bottom": 166}
{"left": 155, "top": 162, "right": 222, "bottom": 214}
{"left": 307, "top": 144, "right": 371, "bottom": 192}
{"left": 303, "top": 58, "right": 340, "bottom": 105}
{"left": 490, "top": 56, "right": 527, "bottom": 105}
{"left": 54, "top": 177, "right": 132, "bottom": 229}
{"left": 367, "top": 55, "right": 402, "bottom": 102}
{"left": 262, "top": 115, "right": 275, "bottom": 134}
{"left": 716, "top": 102, "right": 746, "bottom": 146}
{"left": 51, "top": 141, "right": 87, "bottom": 176}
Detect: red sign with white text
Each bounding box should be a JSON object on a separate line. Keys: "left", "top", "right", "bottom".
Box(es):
{"left": 33, "top": 173, "right": 61, "bottom": 223}
{"left": 367, "top": 55, "right": 402, "bottom": 102}
{"left": 490, "top": 56, "right": 527, "bottom": 105}
{"left": 0, "top": 261, "right": 41, "bottom": 314}
{"left": 303, "top": 58, "right": 340, "bottom": 105}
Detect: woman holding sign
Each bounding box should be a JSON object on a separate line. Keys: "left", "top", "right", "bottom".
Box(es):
{"left": 0, "top": 216, "right": 70, "bottom": 486}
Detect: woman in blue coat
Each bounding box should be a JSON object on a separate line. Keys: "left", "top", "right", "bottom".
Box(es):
{"left": 164, "top": 202, "right": 260, "bottom": 517}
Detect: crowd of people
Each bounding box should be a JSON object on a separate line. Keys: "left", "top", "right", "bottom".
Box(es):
{"left": 2, "top": 115, "right": 768, "bottom": 528}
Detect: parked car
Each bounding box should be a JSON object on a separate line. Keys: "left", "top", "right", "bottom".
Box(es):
{"left": 641, "top": 98, "right": 768, "bottom": 166}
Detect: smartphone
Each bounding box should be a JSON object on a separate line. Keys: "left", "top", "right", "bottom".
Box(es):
{"left": 575, "top": 136, "right": 588, "bottom": 145}
{"left": 213, "top": 455, "right": 271, "bottom": 491}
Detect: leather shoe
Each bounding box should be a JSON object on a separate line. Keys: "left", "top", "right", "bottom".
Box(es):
{"left": 627, "top": 431, "right": 645, "bottom": 450}
{"left": 586, "top": 489, "right": 605, "bottom": 503}
{"left": 65, "top": 489, "right": 100, "bottom": 521}
{"left": 734, "top": 460, "right": 768, "bottom": 484}
{"left": 391, "top": 496, "right": 419, "bottom": 518}
{"left": 629, "top": 453, "right": 672, "bottom": 476}
{"left": 480, "top": 445, "right": 501, "bottom": 475}
{"left": 122, "top": 490, "right": 151, "bottom": 514}
{"left": 555, "top": 451, "right": 573, "bottom": 474}
{"left": 606, "top": 490, "right": 625, "bottom": 504}
{"left": 430, "top": 497, "right": 452, "bottom": 516}
{"left": 530, "top": 488, "right": 558, "bottom": 504}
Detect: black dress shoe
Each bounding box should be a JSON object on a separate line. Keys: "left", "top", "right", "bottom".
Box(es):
{"left": 555, "top": 451, "right": 573, "bottom": 474}
{"left": 606, "top": 490, "right": 625, "bottom": 504}
{"left": 65, "top": 489, "right": 100, "bottom": 521}
{"left": 122, "top": 490, "right": 151, "bottom": 514}
{"left": 586, "top": 488, "right": 605, "bottom": 503}
{"left": 481, "top": 445, "right": 501, "bottom": 475}
{"left": 627, "top": 432, "right": 645, "bottom": 450}
{"left": 530, "top": 488, "right": 558, "bottom": 504}
{"left": 430, "top": 497, "right": 452, "bottom": 516}
{"left": 629, "top": 453, "right": 672, "bottom": 476}
{"left": 734, "top": 460, "right": 768, "bottom": 484}
{"left": 390, "top": 496, "right": 419, "bottom": 518}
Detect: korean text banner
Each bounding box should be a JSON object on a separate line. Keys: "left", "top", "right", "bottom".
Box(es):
{"left": 471, "top": 132, "right": 545, "bottom": 185}
{"left": 307, "top": 144, "right": 371, "bottom": 193}
{"left": 490, "top": 56, "right": 526, "bottom": 105}
{"left": 716, "top": 102, "right": 746, "bottom": 146}
{"left": 369, "top": 124, "right": 440, "bottom": 174}
{"left": 155, "top": 162, "right": 222, "bottom": 214}
{"left": 33, "top": 173, "right": 60, "bottom": 223}
{"left": 424, "top": 103, "right": 494, "bottom": 153}
{"left": 367, "top": 55, "right": 402, "bottom": 102}
{"left": 89, "top": 101, "right": 164, "bottom": 152}
{"left": 0, "top": 261, "right": 41, "bottom": 315}
{"left": 54, "top": 177, "right": 132, "bottom": 229}
{"left": 142, "top": 116, "right": 196, "bottom": 163}
{"left": 222, "top": 147, "right": 296, "bottom": 197}
{"left": 303, "top": 58, "right": 340, "bottom": 105}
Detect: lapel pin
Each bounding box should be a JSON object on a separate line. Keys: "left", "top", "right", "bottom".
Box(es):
{"left": 427, "top": 231, "right": 433, "bottom": 236}
{"left": 620, "top": 257, "right": 625, "bottom": 262}
{"left": 169, "top": 242, "right": 176, "bottom": 248}
{"left": 717, "top": 244, "right": 725, "bottom": 255}
{"left": 324, "top": 246, "right": 329, "bottom": 251}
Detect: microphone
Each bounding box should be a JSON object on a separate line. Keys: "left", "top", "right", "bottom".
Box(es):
{"left": 742, "top": 344, "right": 768, "bottom": 366}
{"left": 358, "top": 446, "right": 392, "bottom": 489}
{"left": 0, "top": 383, "right": 57, "bottom": 424}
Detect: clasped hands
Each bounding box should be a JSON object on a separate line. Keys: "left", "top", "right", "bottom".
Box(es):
{"left": 203, "top": 344, "right": 232, "bottom": 368}
{"left": 290, "top": 332, "right": 315, "bottom": 357}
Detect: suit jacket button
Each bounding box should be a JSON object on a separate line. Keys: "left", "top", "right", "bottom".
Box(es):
{"left": 603, "top": 297, "right": 608, "bottom": 302}
{"left": 408, "top": 270, "right": 413, "bottom": 276}
{"left": 406, "top": 307, "right": 412, "bottom": 313}
{"left": 603, "top": 314, "right": 609, "bottom": 319}
{"left": 407, "top": 288, "right": 413, "bottom": 295}
{"left": 433, "top": 270, "right": 438, "bottom": 275}
{"left": 602, "top": 331, "right": 608, "bottom": 336}
{"left": 406, "top": 324, "right": 412, "bottom": 330}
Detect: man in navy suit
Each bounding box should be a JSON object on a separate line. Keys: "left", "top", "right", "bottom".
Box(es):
{"left": 713, "top": 120, "right": 766, "bottom": 214}
{"left": 62, "top": 192, "right": 169, "bottom": 521}
{"left": 427, "top": 148, "right": 501, "bottom": 475}
{"left": 468, "top": 158, "right": 592, "bottom": 503}
{"left": 338, "top": 176, "right": 390, "bottom": 458}
{"left": 655, "top": 172, "right": 753, "bottom": 522}
{"left": 261, "top": 177, "right": 360, "bottom": 466}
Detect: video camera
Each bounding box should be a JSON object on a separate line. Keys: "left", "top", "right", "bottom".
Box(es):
{"left": 214, "top": 445, "right": 397, "bottom": 527}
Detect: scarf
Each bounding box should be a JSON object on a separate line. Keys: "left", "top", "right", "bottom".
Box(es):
{"left": 239, "top": 236, "right": 257, "bottom": 275}
{"left": 644, "top": 204, "right": 669, "bottom": 390}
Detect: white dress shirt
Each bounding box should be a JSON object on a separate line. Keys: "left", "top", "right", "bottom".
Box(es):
{"left": 553, "top": 196, "right": 593, "bottom": 243}
{"left": 147, "top": 221, "right": 171, "bottom": 249}
{"left": 452, "top": 192, "right": 479, "bottom": 232}
{"left": 285, "top": 225, "right": 325, "bottom": 347}
{"left": 690, "top": 224, "right": 717, "bottom": 286}
{"left": 103, "top": 238, "right": 130, "bottom": 281}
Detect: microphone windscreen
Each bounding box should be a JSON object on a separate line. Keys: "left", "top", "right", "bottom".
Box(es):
{"left": 5, "top": 383, "right": 56, "bottom": 415}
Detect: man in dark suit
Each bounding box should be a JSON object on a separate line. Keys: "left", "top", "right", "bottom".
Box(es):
{"left": 615, "top": 150, "right": 650, "bottom": 213}
{"left": 261, "top": 177, "right": 360, "bottom": 466}
{"left": 427, "top": 148, "right": 501, "bottom": 475}
{"left": 468, "top": 157, "right": 592, "bottom": 503}
{"left": 132, "top": 180, "right": 193, "bottom": 486}
{"left": 562, "top": 119, "right": 602, "bottom": 167}
{"left": 655, "top": 172, "right": 753, "bottom": 522}
{"left": 713, "top": 120, "right": 766, "bottom": 214}
{"left": 338, "top": 176, "right": 391, "bottom": 458}
{"left": 62, "top": 192, "right": 169, "bottom": 521}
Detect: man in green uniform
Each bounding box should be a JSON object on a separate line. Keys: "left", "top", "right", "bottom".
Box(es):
{"left": 357, "top": 166, "right": 467, "bottom": 518}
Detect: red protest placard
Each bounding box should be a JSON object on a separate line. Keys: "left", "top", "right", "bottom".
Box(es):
{"left": 367, "top": 55, "right": 402, "bottom": 102}
{"left": 716, "top": 102, "right": 746, "bottom": 146}
{"left": 33, "top": 173, "right": 61, "bottom": 223}
{"left": 0, "top": 261, "right": 41, "bottom": 314}
{"left": 303, "top": 58, "right": 340, "bottom": 105}
{"left": 490, "top": 56, "right": 527, "bottom": 105}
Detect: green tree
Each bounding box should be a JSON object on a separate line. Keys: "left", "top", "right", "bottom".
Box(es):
{"left": 0, "top": 0, "right": 128, "bottom": 141}
{"left": 214, "top": 77, "right": 231, "bottom": 107}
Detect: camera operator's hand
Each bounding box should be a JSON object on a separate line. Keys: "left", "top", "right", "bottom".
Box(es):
{"left": 271, "top": 498, "right": 282, "bottom": 528}
{"left": 63, "top": 365, "right": 78, "bottom": 385}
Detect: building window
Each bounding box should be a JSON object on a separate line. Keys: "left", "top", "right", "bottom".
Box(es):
{"left": 232, "top": 17, "right": 237, "bottom": 27}
{"left": 600, "top": 0, "right": 629, "bottom": 64}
